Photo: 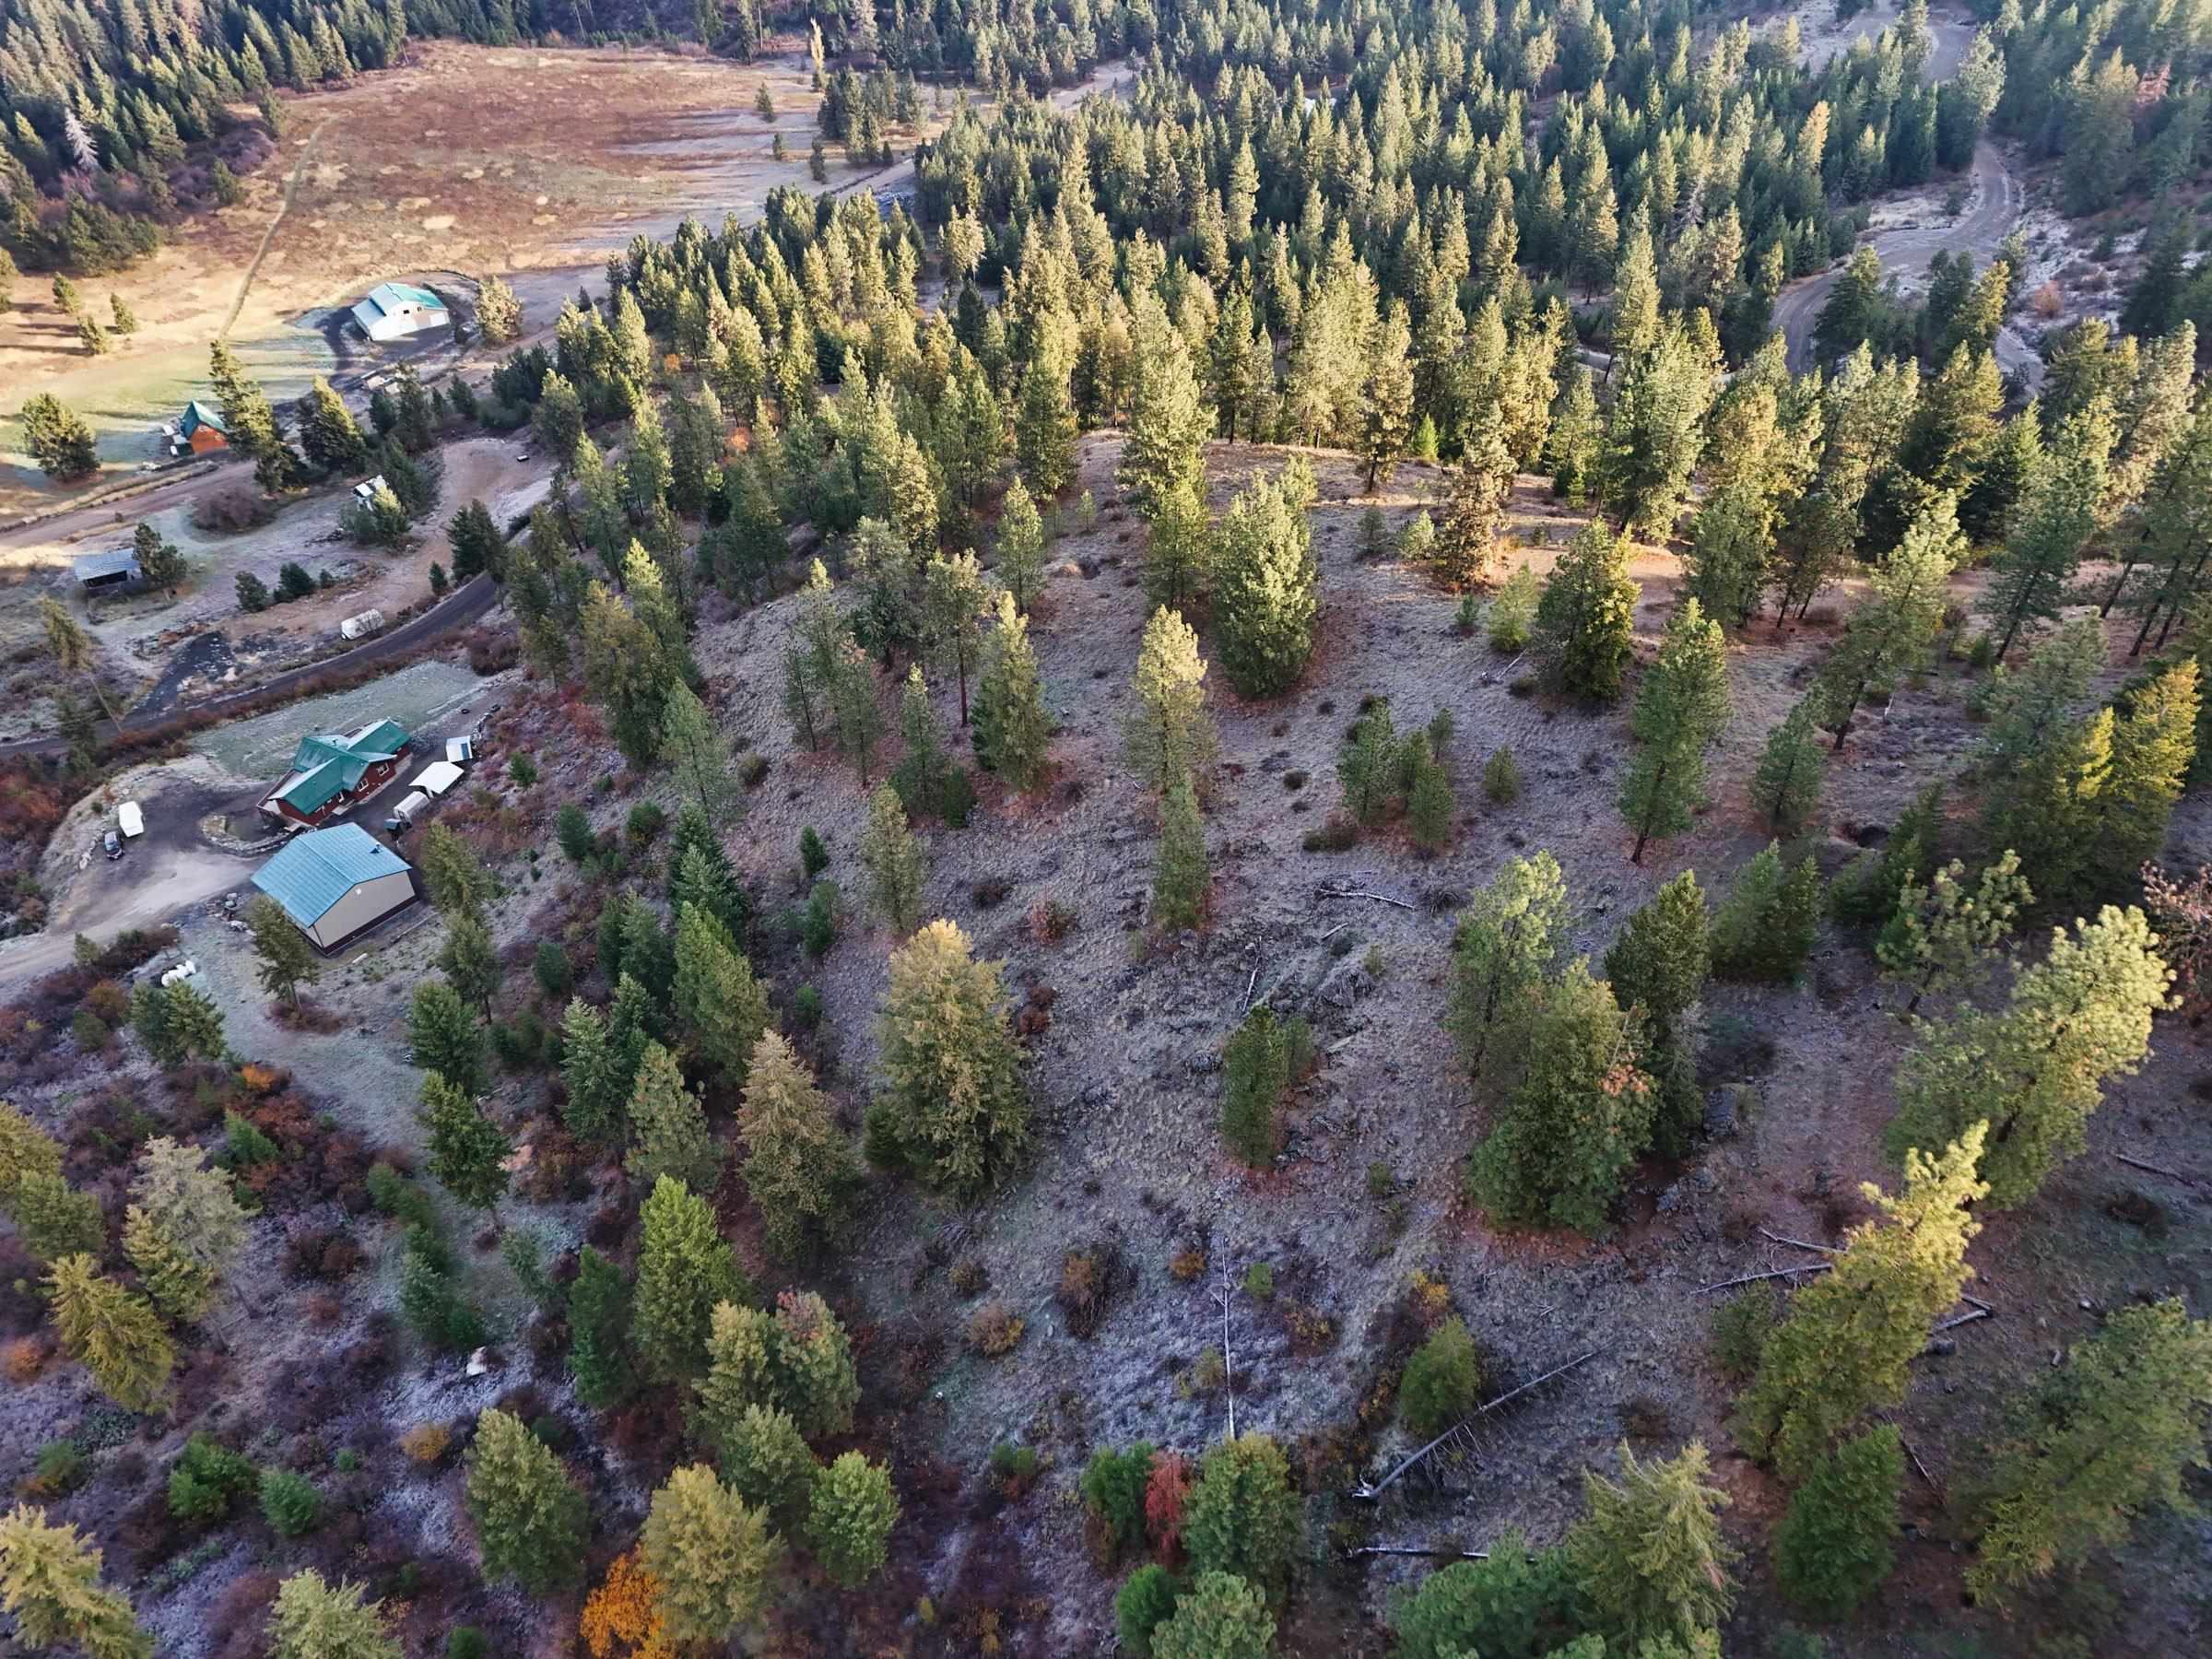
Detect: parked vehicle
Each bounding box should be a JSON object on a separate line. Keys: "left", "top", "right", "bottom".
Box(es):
{"left": 102, "top": 830, "right": 122, "bottom": 860}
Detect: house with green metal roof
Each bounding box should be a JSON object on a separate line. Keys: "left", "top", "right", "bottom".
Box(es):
{"left": 252, "top": 823, "right": 417, "bottom": 950}
{"left": 349, "top": 281, "right": 450, "bottom": 343}
{"left": 260, "top": 718, "right": 412, "bottom": 828}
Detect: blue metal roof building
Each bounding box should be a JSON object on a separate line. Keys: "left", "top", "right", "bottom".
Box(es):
{"left": 251, "top": 824, "right": 418, "bottom": 949}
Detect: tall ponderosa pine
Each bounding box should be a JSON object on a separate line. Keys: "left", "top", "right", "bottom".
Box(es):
{"left": 1448, "top": 851, "right": 1571, "bottom": 1078}
{"left": 1968, "top": 1298, "right": 2212, "bottom": 1606}
{"left": 672, "top": 902, "right": 770, "bottom": 1086}
{"left": 632, "top": 1176, "right": 751, "bottom": 1382}
{"left": 1118, "top": 303, "right": 1215, "bottom": 517}
{"left": 1152, "top": 771, "right": 1209, "bottom": 931}
{"left": 1813, "top": 492, "right": 1960, "bottom": 748}
{"left": 1605, "top": 871, "right": 1712, "bottom": 1156}
{"left": 1774, "top": 1425, "right": 1904, "bottom": 1620}
{"left": 1535, "top": 520, "right": 1639, "bottom": 702}
{"left": 1564, "top": 1441, "right": 1735, "bottom": 1652}
{"left": 1887, "top": 905, "right": 2171, "bottom": 1206}
{"left": 1211, "top": 459, "right": 1319, "bottom": 698}
{"left": 418, "top": 1072, "right": 511, "bottom": 1214}
{"left": 871, "top": 919, "right": 1029, "bottom": 1199}
{"left": 465, "top": 1407, "right": 588, "bottom": 1594}
{"left": 659, "top": 680, "right": 738, "bottom": 824}
{"left": 971, "top": 592, "right": 1053, "bottom": 791}
{"left": 1466, "top": 960, "right": 1653, "bottom": 1233}
{"left": 736, "top": 1030, "right": 858, "bottom": 1260}
{"left": 1875, "top": 852, "right": 2030, "bottom": 1015}
{"left": 1748, "top": 700, "right": 1827, "bottom": 832}
{"left": 567, "top": 1246, "right": 637, "bottom": 1408}
{"left": 1434, "top": 403, "right": 1514, "bottom": 589}
{"left": 1736, "top": 1127, "right": 1987, "bottom": 1483}
{"left": 1618, "top": 600, "right": 1729, "bottom": 862}
{"left": 1710, "top": 841, "right": 1821, "bottom": 983}
{"left": 1126, "top": 606, "right": 1218, "bottom": 793}
{"left": 624, "top": 1041, "right": 721, "bottom": 1196}
{"left": 1982, "top": 395, "right": 2117, "bottom": 664}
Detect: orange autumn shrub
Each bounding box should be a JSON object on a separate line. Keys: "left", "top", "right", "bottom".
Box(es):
{"left": 581, "top": 1548, "right": 673, "bottom": 1659}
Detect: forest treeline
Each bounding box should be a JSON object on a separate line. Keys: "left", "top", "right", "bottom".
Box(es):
{"left": 6, "top": 0, "right": 2208, "bottom": 277}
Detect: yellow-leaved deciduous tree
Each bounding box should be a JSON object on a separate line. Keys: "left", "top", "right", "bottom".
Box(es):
{"left": 735, "top": 1030, "right": 858, "bottom": 1261}
{"left": 1563, "top": 1441, "right": 1737, "bottom": 1652}
{"left": 1886, "top": 906, "right": 2172, "bottom": 1207}
{"left": 0, "top": 1504, "right": 152, "bottom": 1659}
{"left": 1968, "top": 1298, "right": 2212, "bottom": 1605}
{"left": 1125, "top": 606, "right": 1218, "bottom": 794}
{"left": 1735, "top": 1126, "right": 1987, "bottom": 1484}
{"left": 122, "top": 1135, "right": 248, "bottom": 1323}
{"left": 580, "top": 1547, "right": 673, "bottom": 1659}
{"left": 639, "top": 1464, "right": 780, "bottom": 1648}
{"left": 869, "top": 918, "right": 1030, "bottom": 1201}
{"left": 48, "top": 1254, "right": 172, "bottom": 1414}
{"left": 0, "top": 1099, "right": 64, "bottom": 1191}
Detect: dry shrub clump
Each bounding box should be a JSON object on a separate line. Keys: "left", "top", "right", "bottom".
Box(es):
{"left": 399, "top": 1423, "right": 452, "bottom": 1464}
{"left": 4, "top": 1335, "right": 50, "bottom": 1382}
{"left": 1055, "top": 1242, "right": 1126, "bottom": 1339}
{"left": 1169, "top": 1246, "right": 1208, "bottom": 1281}
{"left": 967, "top": 1300, "right": 1025, "bottom": 1357}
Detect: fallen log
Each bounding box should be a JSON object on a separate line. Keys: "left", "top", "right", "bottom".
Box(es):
{"left": 1349, "top": 1350, "right": 1597, "bottom": 1500}
{"left": 1758, "top": 1227, "right": 1840, "bottom": 1255}
{"left": 1320, "top": 886, "right": 1418, "bottom": 911}
{"left": 1345, "top": 1546, "right": 1491, "bottom": 1561}
{"left": 1698, "top": 1263, "right": 1832, "bottom": 1292}
{"left": 2115, "top": 1151, "right": 2197, "bottom": 1186}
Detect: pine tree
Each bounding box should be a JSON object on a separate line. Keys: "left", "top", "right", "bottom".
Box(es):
{"left": 1875, "top": 853, "right": 2031, "bottom": 1015}
{"left": 1118, "top": 304, "right": 1215, "bottom": 517}
{"left": 409, "top": 982, "right": 486, "bottom": 1098}
{"left": 1684, "top": 477, "right": 1776, "bottom": 629}
{"left": 1968, "top": 1298, "right": 2212, "bottom": 1605}
{"left": 1152, "top": 1571, "right": 1277, "bottom": 1659}
{"left": 477, "top": 274, "right": 524, "bottom": 344}
{"left": 1152, "top": 771, "right": 1210, "bottom": 931}
{"left": 1711, "top": 841, "right": 1821, "bottom": 982}
{"left": 1618, "top": 600, "right": 1729, "bottom": 862}
{"left": 1182, "top": 1434, "right": 1301, "bottom": 1605}
{"left": 807, "top": 1452, "right": 900, "bottom": 1588}
{"left": 1436, "top": 404, "right": 1514, "bottom": 589}
{"left": 1212, "top": 460, "right": 1319, "bottom": 698}
{"left": 0, "top": 1102, "right": 63, "bottom": 1194}
{"left": 559, "top": 998, "right": 627, "bottom": 1143}
{"left": 465, "top": 1407, "right": 587, "bottom": 1593}
{"left": 923, "top": 551, "right": 990, "bottom": 724}
{"left": 298, "top": 377, "right": 370, "bottom": 474}
{"left": 1359, "top": 302, "right": 1416, "bottom": 491}
{"left": 1773, "top": 1426, "right": 1903, "bottom": 1620}
{"left": 1219, "top": 1005, "right": 1307, "bottom": 1166}
{"left": 1448, "top": 852, "right": 1571, "bottom": 1077}
{"left": 1015, "top": 327, "right": 1078, "bottom": 496}
{"left": 720, "top": 1404, "right": 816, "bottom": 1527}
{"left": 1888, "top": 906, "right": 2171, "bottom": 1206}
{"left": 640, "top": 1465, "right": 778, "bottom": 1647}
{"left": 1143, "top": 482, "right": 1214, "bottom": 614}
{"left": 1978, "top": 704, "right": 2112, "bottom": 913}
{"left": 1127, "top": 607, "right": 1218, "bottom": 793}
{"left": 672, "top": 903, "right": 770, "bottom": 1087}
{"left": 566, "top": 1246, "right": 637, "bottom": 1408}
{"left": 417, "top": 823, "right": 492, "bottom": 919}
{"left": 241, "top": 893, "right": 320, "bottom": 1009}
{"left": 1605, "top": 871, "right": 1712, "bottom": 1155}
{"left": 1748, "top": 700, "right": 1826, "bottom": 832}
{"left": 624, "top": 1041, "right": 721, "bottom": 1196}
{"left": 860, "top": 783, "right": 925, "bottom": 933}
{"left": 1564, "top": 1441, "right": 1736, "bottom": 1651}
{"left": 122, "top": 1137, "right": 246, "bottom": 1324}
{"left": 1737, "top": 1127, "right": 1986, "bottom": 1483}
{"left": 1467, "top": 960, "right": 1653, "bottom": 1232}
{"left": 1983, "top": 396, "right": 2118, "bottom": 664}
{"left": 268, "top": 1571, "right": 401, "bottom": 1659}
{"left": 3, "top": 1172, "right": 103, "bottom": 1262}
{"left": 0, "top": 1504, "right": 152, "bottom": 1659}
{"left": 994, "top": 475, "right": 1047, "bottom": 613}
{"left": 131, "top": 521, "right": 185, "bottom": 595}
{"left": 971, "top": 591, "right": 1053, "bottom": 791}
{"left": 632, "top": 1176, "right": 749, "bottom": 1382}
{"left": 873, "top": 919, "right": 1029, "bottom": 1198}
{"left": 1597, "top": 320, "right": 1716, "bottom": 537}
{"left": 1535, "top": 520, "right": 1639, "bottom": 702}
{"left": 736, "top": 1030, "right": 857, "bottom": 1260}
{"left": 1406, "top": 747, "right": 1456, "bottom": 853}
{"left": 1813, "top": 494, "right": 1960, "bottom": 749}
{"left": 48, "top": 1253, "right": 172, "bottom": 1414}
{"left": 2096, "top": 659, "right": 2198, "bottom": 890}
{"left": 418, "top": 1073, "right": 510, "bottom": 1215}
{"left": 659, "top": 680, "right": 737, "bottom": 823}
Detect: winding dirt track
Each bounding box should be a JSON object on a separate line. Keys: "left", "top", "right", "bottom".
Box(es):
{"left": 1771, "top": 14, "right": 2044, "bottom": 386}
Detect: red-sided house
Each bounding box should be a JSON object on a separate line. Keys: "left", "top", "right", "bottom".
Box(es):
{"left": 260, "top": 720, "right": 411, "bottom": 828}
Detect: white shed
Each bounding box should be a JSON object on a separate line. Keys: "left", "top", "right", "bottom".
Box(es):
{"left": 117, "top": 801, "right": 145, "bottom": 839}
{"left": 411, "top": 760, "right": 464, "bottom": 798}
{"left": 445, "top": 736, "right": 475, "bottom": 764}
{"left": 393, "top": 791, "right": 433, "bottom": 825}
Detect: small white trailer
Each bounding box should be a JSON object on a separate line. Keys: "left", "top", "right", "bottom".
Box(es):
{"left": 117, "top": 801, "right": 145, "bottom": 839}
{"left": 340, "top": 608, "right": 386, "bottom": 641}
{"left": 391, "top": 790, "right": 433, "bottom": 827}
{"left": 411, "top": 759, "right": 464, "bottom": 798}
